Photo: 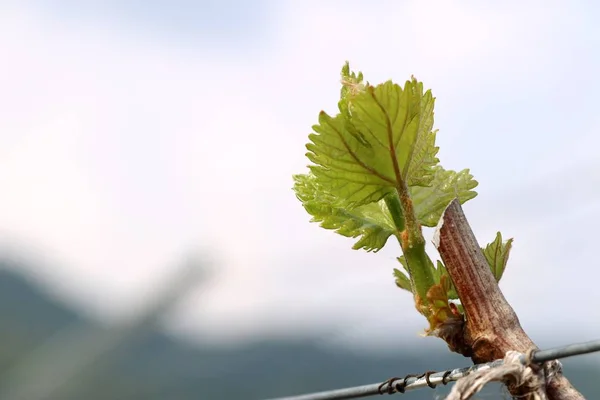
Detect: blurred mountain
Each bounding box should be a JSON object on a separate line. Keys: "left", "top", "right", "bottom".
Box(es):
{"left": 0, "top": 265, "right": 597, "bottom": 400}
{"left": 0, "top": 268, "right": 82, "bottom": 376}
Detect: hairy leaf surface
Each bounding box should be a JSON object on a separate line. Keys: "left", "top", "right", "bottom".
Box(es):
{"left": 294, "top": 173, "right": 395, "bottom": 252}
{"left": 306, "top": 77, "right": 439, "bottom": 209}
{"left": 410, "top": 166, "right": 478, "bottom": 227}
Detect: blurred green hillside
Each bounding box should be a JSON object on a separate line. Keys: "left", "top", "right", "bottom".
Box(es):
{"left": 0, "top": 260, "right": 597, "bottom": 400}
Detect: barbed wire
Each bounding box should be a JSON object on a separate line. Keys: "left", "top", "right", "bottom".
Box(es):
{"left": 265, "top": 339, "right": 600, "bottom": 400}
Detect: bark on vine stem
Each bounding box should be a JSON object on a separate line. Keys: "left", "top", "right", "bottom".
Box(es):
{"left": 433, "top": 199, "right": 583, "bottom": 400}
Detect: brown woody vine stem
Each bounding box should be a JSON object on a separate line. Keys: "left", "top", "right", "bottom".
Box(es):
{"left": 434, "top": 199, "right": 583, "bottom": 399}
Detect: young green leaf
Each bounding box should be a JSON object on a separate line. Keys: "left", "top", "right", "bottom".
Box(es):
{"left": 340, "top": 61, "right": 366, "bottom": 103}
{"left": 403, "top": 81, "right": 439, "bottom": 187}
{"left": 482, "top": 231, "right": 513, "bottom": 282}
{"left": 431, "top": 259, "right": 445, "bottom": 283}
{"left": 410, "top": 166, "right": 478, "bottom": 227}
{"left": 434, "top": 260, "right": 459, "bottom": 300}
{"left": 305, "top": 78, "right": 439, "bottom": 209}
{"left": 404, "top": 254, "right": 459, "bottom": 300}
{"left": 393, "top": 268, "right": 412, "bottom": 292}
{"left": 396, "top": 256, "right": 409, "bottom": 273}
{"left": 293, "top": 173, "right": 395, "bottom": 252}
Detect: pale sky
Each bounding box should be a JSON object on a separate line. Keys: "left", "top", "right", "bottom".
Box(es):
{"left": 1, "top": 0, "right": 600, "bottom": 350}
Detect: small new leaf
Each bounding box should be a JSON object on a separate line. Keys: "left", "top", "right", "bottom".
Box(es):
{"left": 306, "top": 77, "right": 439, "bottom": 209}
{"left": 403, "top": 79, "right": 439, "bottom": 187}
{"left": 293, "top": 173, "right": 395, "bottom": 252}
{"left": 428, "top": 259, "right": 459, "bottom": 300}
{"left": 436, "top": 260, "right": 459, "bottom": 300}
{"left": 396, "top": 256, "right": 409, "bottom": 273}
{"left": 410, "top": 166, "right": 478, "bottom": 227}
{"left": 393, "top": 268, "right": 412, "bottom": 292}
{"left": 482, "top": 231, "right": 513, "bottom": 282}
{"left": 340, "top": 61, "right": 366, "bottom": 102}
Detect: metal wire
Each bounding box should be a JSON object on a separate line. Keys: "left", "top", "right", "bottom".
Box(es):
{"left": 264, "top": 339, "right": 600, "bottom": 400}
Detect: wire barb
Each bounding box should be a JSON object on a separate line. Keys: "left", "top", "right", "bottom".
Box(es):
{"left": 377, "top": 374, "right": 418, "bottom": 395}
{"left": 264, "top": 339, "right": 600, "bottom": 400}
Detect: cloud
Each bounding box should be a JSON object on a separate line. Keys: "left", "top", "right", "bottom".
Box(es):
{"left": 0, "top": 1, "right": 598, "bottom": 346}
